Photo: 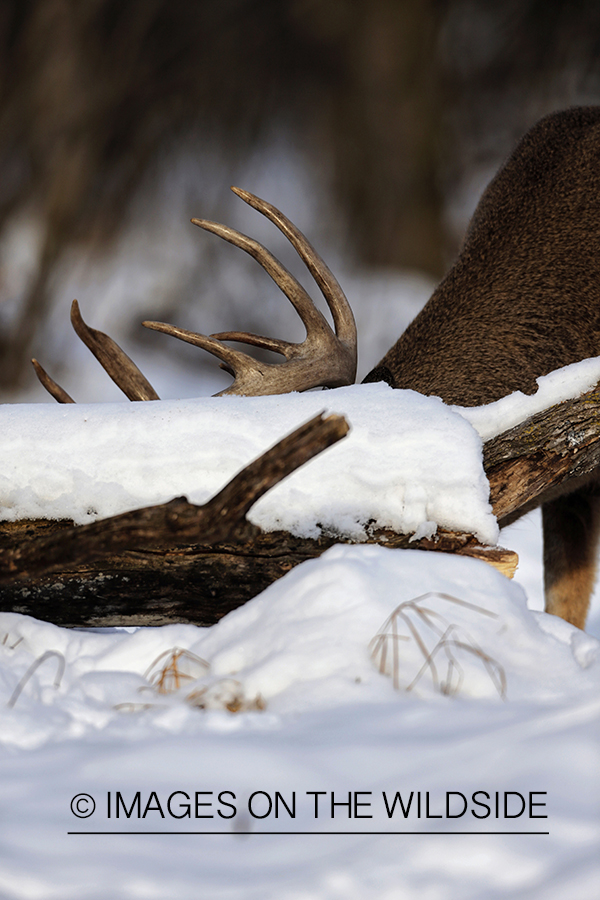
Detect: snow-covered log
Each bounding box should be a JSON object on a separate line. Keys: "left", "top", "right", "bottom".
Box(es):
{"left": 484, "top": 383, "right": 600, "bottom": 523}
{"left": 1, "top": 381, "right": 599, "bottom": 627}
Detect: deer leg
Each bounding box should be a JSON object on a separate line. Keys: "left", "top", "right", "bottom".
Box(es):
{"left": 542, "top": 484, "right": 600, "bottom": 629}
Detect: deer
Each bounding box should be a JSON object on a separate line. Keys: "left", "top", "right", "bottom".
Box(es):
{"left": 32, "top": 106, "right": 600, "bottom": 631}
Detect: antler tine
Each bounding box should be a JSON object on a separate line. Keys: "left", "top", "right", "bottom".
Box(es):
{"left": 190, "top": 217, "right": 331, "bottom": 337}
{"left": 141, "top": 321, "right": 297, "bottom": 396}
{"left": 70, "top": 300, "right": 160, "bottom": 402}
{"left": 230, "top": 186, "right": 357, "bottom": 354}
{"left": 209, "top": 330, "right": 291, "bottom": 355}
{"left": 150, "top": 189, "right": 357, "bottom": 396}
{"left": 31, "top": 358, "right": 75, "bottom": 403}
{"left": 142, "top": 321, "right": 257, "bottom": 368}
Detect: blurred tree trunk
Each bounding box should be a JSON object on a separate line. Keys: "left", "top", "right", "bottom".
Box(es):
{"left": 323, "top": 0, "right": 447, "bottom": 273}
{"left": 1, "top": 0, "right": 599, "bottom": 391}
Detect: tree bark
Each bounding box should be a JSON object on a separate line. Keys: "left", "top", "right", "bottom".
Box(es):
{"left": 0, "top": 412, "right": 348, "bottom": 582}
{"left": 484, "top": 383, "right": 600, "bottom": 525}
{"left": 1, "top": 384, "right": 599, "bottom": 627}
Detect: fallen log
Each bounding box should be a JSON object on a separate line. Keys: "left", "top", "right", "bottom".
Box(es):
{"left": 0, "top": 518, "right": 518, "bottom": 628}
{"left": 1, "top": 384, "right": 599, "bottom": 627}
{"left": 0, "top": 411, "right": 348, "bottom": 582}
{"left": 484, "top": 382, "right": 600, "bottom": 524}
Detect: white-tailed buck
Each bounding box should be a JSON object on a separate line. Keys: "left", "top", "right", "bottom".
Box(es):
{"left": 34, "top": 107, "right": 600, "bottom": 630}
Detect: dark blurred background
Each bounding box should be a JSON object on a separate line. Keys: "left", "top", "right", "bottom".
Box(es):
{"left": 1, "top": 0, "right": 600, "bottom": 400}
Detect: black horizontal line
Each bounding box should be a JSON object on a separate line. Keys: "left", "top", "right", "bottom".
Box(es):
{"left": 68, "top": 830, "right": 550, "bottom": 836}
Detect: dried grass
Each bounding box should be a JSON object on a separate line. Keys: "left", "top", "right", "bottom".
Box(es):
{"left": 2, "top": 633, "right": 24, "bottom": 650}
{"left": 370, "top": 592, "right": 506, "bottom": 699}
{"left": 139, "top": 647, "right": 265, "bottom": 713}
{"left": 7, "top": 650, "right": 66, "bottom": 709}
{"left": 143, "top": 648, "right": 210, "bottom": 694}
{"left": 187, "top": 679, "right": 265, "bottom": 713}
{"left": 2, "top": 638, "right": 266, "bottom": 714}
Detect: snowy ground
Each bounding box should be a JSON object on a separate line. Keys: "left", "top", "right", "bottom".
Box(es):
{"left": 1, "top": 371, "right": 600, "bottom": 899}
{"left": 1, "top": 547, "right": 599, "bottom": 900}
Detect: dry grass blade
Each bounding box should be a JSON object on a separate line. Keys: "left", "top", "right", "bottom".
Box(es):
{"left": 370, "top": 592, "right": 506, "bottom": 699}
{"left": 404, "top": 625, "right": 506, "bottom": 699}
{"left": 186, "top": 679, "right": 266, "bottom": 713}
{"left": 114, "top": 702, "right": 159, "bottom": 713}
{"left": 7, "top": 650, "right": 66, "bottom": 708}
{"left": 144, "top": 647, "right": 210, "bottom": 694}
{"left": 142, "top": 649, "right": 265, "bottom": 713}
{"left": 368, "top": 619, "right": 410, "bottom": 691}
{"left": 1, "top": 633, "right": 24, "bottom": 651}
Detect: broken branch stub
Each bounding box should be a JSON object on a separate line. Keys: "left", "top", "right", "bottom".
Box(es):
{"left": 0, "top": 411, "right": 349, "bottom": 583}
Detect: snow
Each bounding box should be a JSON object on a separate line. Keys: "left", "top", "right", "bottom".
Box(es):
{"left": 0, "top": 382, "right": 498, "bottom": 545}
{"left": 3, "top": 356, "right": 599, "bottom": 544}
{"left": 0, "top": 548, "right": 599, "bottom": 899}
{"left": 2, "top": 358, "right": 600, "bottom": 899}
{"left": 456, "top": 356, "right": 600, "bottom": 441}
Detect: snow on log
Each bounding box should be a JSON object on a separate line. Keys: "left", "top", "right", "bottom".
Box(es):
{"left": 1, "top": 378, "right": 600, "bottom": 626}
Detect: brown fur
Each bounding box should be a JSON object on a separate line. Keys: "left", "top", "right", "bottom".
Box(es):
{"left": 363, "top": 107, "right": 600, "bottom": 629}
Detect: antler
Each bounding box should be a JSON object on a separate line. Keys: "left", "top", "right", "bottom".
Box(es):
{"left": 32, "top": 300, "right": 160, "bottom": 402}
{"left": 143, "top": 187, "right": 357, "bottom": 396}
{"left": 32, "top": 190, "right": 356, "bottom": 401}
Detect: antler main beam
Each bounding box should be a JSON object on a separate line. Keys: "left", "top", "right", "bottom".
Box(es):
{"left": 143, "top": 187, "right": 357, "bottom": 396}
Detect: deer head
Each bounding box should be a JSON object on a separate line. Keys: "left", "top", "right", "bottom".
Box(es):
{"left": 363, "top": 107, "right": 600, "bottom": 405}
